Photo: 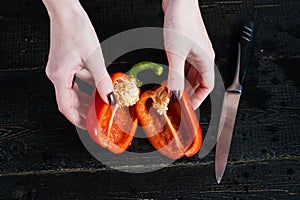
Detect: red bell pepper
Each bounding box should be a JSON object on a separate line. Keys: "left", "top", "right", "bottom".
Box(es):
{"left": 135, "top": 64, "right": 202, "bottom": 160}
{"left": 86, "top": 62, "right": 163, "bottom": 154}
{"left": 86, "top": 72, "right": 138, "bottom": 154}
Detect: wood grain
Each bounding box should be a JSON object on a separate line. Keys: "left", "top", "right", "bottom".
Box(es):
{"left": 0, "top": 0, "right": 299, "bottom": 72}
{"left": 0, "top": 0, "right": 300, "bottom": 198}
{"left": 0, "top": 160, "right": 299, "bottom": 199}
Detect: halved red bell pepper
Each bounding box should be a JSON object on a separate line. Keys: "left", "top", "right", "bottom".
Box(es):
{"left": 86, "top": 62, "right": 163, "bottom": 154}
{"left": 135, "top": 64, "right": 202, "bottom": 160}
{"left": 86, "top": 72, "right": 139, "bottom": 154}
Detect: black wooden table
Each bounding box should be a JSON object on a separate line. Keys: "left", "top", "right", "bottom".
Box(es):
{"left": 1, "top": 0, "right": 299, "bottom": 199}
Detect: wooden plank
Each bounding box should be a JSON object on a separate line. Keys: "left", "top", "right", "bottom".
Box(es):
{"left": 0, "top": 0, "right": 299, "bottom": 71}
{"left": 0, "top": 160, "right": 299, "bottom": 199}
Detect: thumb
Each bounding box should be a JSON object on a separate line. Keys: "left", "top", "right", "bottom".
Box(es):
{"left": 84, "top": 46, "right": 115, "bottom": 105}
{"left": 166, "top": 52, "right": 186, "bottom": 101}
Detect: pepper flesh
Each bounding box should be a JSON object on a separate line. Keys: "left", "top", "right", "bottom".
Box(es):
{"left": 86, "top": 72, "right": 138, "bottom": 154}
{"left": 86, "top": 61, "right": 202, "bottom": 158}
{"left": 136, "top": 85, "right": 202, "bottom": 159}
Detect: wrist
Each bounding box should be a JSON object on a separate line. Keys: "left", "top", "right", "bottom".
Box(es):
{"left": 42, "top": 0, "right": 83, "bottom": 20}
{"left": 162, "top": 0, "right": 199, "bottom": 12}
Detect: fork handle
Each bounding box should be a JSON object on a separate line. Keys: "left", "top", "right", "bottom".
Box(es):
{"left": 239, "top": 22, "right": 255, "bottom": 85}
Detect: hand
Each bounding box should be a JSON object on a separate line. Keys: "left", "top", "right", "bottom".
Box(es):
{"left": 163, "top": 0, "right": 215, "bottom": 109}
{"left": 43, "top": 0, "right": 114, "bottom": 129}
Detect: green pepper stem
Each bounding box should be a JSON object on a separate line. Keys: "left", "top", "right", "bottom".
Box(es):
{"left": 128, "top": 61, "right": 164, "bottom": 87}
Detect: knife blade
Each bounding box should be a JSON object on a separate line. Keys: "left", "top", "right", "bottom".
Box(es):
{"left": 215, "top": 22, "right": 255, "bottom": 184}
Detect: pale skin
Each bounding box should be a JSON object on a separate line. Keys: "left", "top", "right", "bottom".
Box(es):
{"left": 42, "top": 0, "right": 215, "bottom": 129}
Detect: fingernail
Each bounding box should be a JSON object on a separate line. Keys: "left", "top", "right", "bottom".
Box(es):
{"left": 107, "top": 92, "right": 116, "bottom": 106}
{"left": 170, "top": 90, "right": 180, "bottom": 103}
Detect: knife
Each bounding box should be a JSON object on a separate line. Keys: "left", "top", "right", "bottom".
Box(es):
{"left": 215, "top": 22, "right": 255, "bottom": 184}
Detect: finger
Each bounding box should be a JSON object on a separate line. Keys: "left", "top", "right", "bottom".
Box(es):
{"left": 187, "top": 46, "right": 215, "bottom": 109}
{"left": 75, "top": 68, "right": 94, "bottom": 86}
{"left": 72, "top": 84, "right": 88, "bottom": 124}
{"left": 78, "top": 104, "right": 88, "bottom": 119}
{"left": 45, "top": 53, "right": 87, "bottom": 129}
{"left": 54, "top": 82, "right": 87, "bottom": 130}
{"left": 190, "top": 69, "right": 215, "bottom": 109}
{"left": 184, "top": 60, "right": 191, "bottom": 76}
{"left": 185, "top": 78, "right": 198, "bottom": 99}
{"left": 79, "top": 91, "right": 90, "bottom": 107}
{"left": 189, "top": 45, "right": 215, "bottom": 75}
{"left": 83, "top": 46, "right": 114, "bottom": 104}
{"left": 166, "top": 51, "right": 186, "bottom": 100}
{"left": 185, "top": 60, "right": 200, "bottom": 98}
{"left": 73, "top": 83, "right": 91, "bottom": 106}
{"left": 186, "top": 66, "right": 200, "bottom": 89}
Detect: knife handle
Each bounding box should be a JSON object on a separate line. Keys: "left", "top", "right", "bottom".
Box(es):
{"left": 239, "top": 22, "right": 255, "bottom": 85}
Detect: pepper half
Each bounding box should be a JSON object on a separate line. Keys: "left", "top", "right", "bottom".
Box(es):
{"left": 86, "top": 62, "right": 163, "bottom": 154}
{"left": 86, "top": 72, "right": 138, "bottom": 154}
{"left": 135, "top": 63, "right": 202, "bottom": 160}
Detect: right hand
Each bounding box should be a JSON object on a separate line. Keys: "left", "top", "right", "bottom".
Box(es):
{"left": 163, "top": 0, "right": 215, "bottom": 109}
{"left": 43, "top": 0, "right": 114, "bottom": 129}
